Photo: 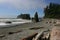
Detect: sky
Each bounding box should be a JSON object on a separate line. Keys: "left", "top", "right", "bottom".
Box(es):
{"left": 0, "top": 0, "right": 60, "bottom": 18}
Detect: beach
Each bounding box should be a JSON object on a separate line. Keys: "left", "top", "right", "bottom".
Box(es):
{"left": 0, "top": 19, "right": 55, "bottom": 40}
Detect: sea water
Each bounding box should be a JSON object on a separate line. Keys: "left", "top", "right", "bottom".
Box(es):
{"left": 0, "top": 18, "right": 31, "bottom": 27}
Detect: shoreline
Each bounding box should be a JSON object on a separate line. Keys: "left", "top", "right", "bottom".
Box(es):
{"left": 0, "top": 22, "right": 32, "bottom": 29}
{"left": 0, "top": 19, "right": 55, "bottom": 40}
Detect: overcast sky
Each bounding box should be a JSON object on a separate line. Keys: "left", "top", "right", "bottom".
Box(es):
{"left": 0, "top": 0, "right": 60, "bottom": 18}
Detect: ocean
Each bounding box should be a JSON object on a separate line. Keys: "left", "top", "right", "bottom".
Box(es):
{"left": 0, "top": 18, "right": 31, "bottom": 27}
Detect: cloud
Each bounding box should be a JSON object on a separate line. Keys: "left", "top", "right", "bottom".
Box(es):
{"left": 0, "top": 0, "right": 47, "bottom": 10}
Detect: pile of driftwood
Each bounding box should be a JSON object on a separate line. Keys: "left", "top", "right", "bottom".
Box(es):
{"left": 22, "top": 26, "right": 60, "bottom": 40}
{"left": 22, "top": 30, "right": 50, "bottom": 40}
{"left": 22, "top": 33, "right": 38, "bottom": 40}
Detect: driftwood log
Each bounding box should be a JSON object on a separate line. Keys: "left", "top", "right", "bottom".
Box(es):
{"left": 21, "top": 33, "right": 38, "bottom": 40}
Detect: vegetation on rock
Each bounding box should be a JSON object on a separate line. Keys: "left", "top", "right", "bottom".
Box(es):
{"left": 17, "top": 14, "right": 31, "bottom": 20}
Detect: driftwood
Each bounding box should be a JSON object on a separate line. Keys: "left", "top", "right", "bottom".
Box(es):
{"left": 50, "top": 27, "right": 60, "bottom": 40}
{"left": 8, "top": 30, "right": 22, "bottom": 35}
{"left": 29, "top": 27, "right": 44, "bottom": 30}
{"left": 21, "top": 33, "right": 38, "bottom": 40}
{"left": 0, "top": 34, "right": 5, "bottom": 38}
{"left": 33, "top": 30, "right": 50, "bottom": 40}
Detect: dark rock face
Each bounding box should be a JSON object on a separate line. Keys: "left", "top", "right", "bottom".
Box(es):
{"left": 5, "top": 21, "right": 12, "bottom": 24}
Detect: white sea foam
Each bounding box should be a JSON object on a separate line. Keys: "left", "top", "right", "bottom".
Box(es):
{"left": 0, "top": 23, "right": 10, "bottom": 25}
{"left": 0, "top": 19, "right": 32, "bottom": 26}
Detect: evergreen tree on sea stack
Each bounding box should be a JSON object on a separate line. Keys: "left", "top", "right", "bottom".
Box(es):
{"left": 34, "top": 12, "right": 39, "bottom": 22}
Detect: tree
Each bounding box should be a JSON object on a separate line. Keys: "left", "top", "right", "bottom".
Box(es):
{"left": 44, "top": 3, "right": 60, "bottom": 19}
{"left": 34, "top": 12, "right": 39, "bottom": 22}
{"left": 17, "top": 14, "right": 30, "bottom": 20}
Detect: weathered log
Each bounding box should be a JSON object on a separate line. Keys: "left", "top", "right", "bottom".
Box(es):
{"left": 22, "top": 33, "right": 38, "bottom": 40}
